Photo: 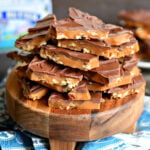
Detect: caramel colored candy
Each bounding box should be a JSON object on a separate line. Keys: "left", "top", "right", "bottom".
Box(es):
{"left": 83, "top": 59, "right": 120, "bottom": 85}
{"left": 48, "top": 92, "right": 102, "bottom": 110}
{"left": 15, "top": 65, "right": 28, "bottom": 78}
{"left": 106, "top": 74, "right": 146, "bottom": 99}
{"left": 15, "top": 14, "right": 56, "bottom": 51}
{"left": 20, "top": 78, "right": 49, "bottom": 100}
{"left": 7, "top": 51, "right": 34, "bottom": 63}
{"left": 40, "top": 45, "right": 99, "bottom": 70}
{"left": 104, "top": 30, "right": 133, "bottom": 46}
{"left": 26, "top": 57, "right": 83, "bottom": 92}
{"left": 86, "top": 67, "right": 140, "bottom": 91}
{"left": 68, "top": 81, "right": 91, "bottom": 100}
{"left": 50, "top": 7, "right": 108, "bottom": 40}
{"left": 58, "top": 38, "right": 139, "bottom": 59}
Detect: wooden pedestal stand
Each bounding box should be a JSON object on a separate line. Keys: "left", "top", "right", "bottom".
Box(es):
{"left": 6, "top": 70, "right": 144, "bottom": 150}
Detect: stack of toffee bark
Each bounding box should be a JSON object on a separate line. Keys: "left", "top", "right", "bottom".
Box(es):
{"left": 119, "top": 10, "right": 150, "bottom": 60}
{"left": 8, "top": 8, "right": 145, "bottom": 113}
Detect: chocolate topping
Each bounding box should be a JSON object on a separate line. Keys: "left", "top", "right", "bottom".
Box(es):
{"left": 28, "top": 56, "right": 83, "bottom": 80}
{"left": 91, "top": 59, "right": 120, "bottom": 78}
{"left": 22, "top": 78, "right": 46, "bottom": 93}
{"left": 70, "top": 81, "right": 88, "bottom": 92}
{"left": 21, "top": 30, "right": 48, "bottom": 40}
{"left": 15, "top": 14, "right": 56, "bottom": 50}
{"left": 69, "top": 7, "right": 104, "bottom": 29}
{"left": 51, "top": 17, "right": 108, "bottom": 40}
{"left": 15, "top": 65, "right": 28, "bottom": 78}
{"left": 41, "top": 44, "right": 98, "bottom": 61}
{"left": 7, "top": 51, "right": 34, "bottom": 63}
{"left": 68, "top": 81, "right": 91, "bottom": 100}
{"left": 104, "top": 24, "right": 123, "bottom": 33}
{"left": 121, "top": 55, "right": 138, "bottom": 71}
{"left": 82, "top": 58, "right": 120, "bottom": 84}
{"left": 107, "top": 74, "right": 145, "bottom": 93}
{"left": 28, "top": 14, "right": 56, "bottom": 32}
{"left": 57, "top": 37, "right": 138, "bottom": 59}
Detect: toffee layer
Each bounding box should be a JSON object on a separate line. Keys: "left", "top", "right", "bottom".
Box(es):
{"left": 15, "top": 14, "right": 56, "bottom": 51}
{"left": 40, "top": 45, "right": 99, "bottom": 70}
{"left": 58, "top": 38, "right": 139, "bottom": 59}
{"left": 48, "top": 92, "right": 102, "bottom": 110}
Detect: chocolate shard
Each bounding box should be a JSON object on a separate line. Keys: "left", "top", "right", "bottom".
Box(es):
{"left": 68, "top": 81, "right": 91, "bottom": 100}
{"left": 7, "top": 51, "right": 34, "bottom": 63}
{"left": 28, "top": 14, "right": 56, "bottom": 32}
{"left": 26, "top": 56, "right": 83, "bottom": 92}
{"left": 104, "top": 29, "right": 133, "bottom": 46}
{"left": 106, "top": 74, "right": 146, "bottom": 99}
{"left": 103, "top": 24, "right": 133, "bottom": 46}
{"left": 40, "top": 45, "right": 99, "bottom": 70}
{"left": 57, "top": 37, "right": 139, "bottom": 58}
{"left": 15, "top": 14, "right": 56, "bottom": 51}
{"left": 50, "top": 10, "right": 109, "bottom": 40}
{"left": 20, "top": 78, "right": 49, "bottom": 100}
{"left": 121, "top": 55, "right": 138, "bottom": 71}
{"left": 83, "top": 58, "right": 120, "bottom": 84}
{"left": 48, "top": 92, "right": 102, "bottom": 110}
{"left": 15, "top": 65, "right": 28, "bottom": 78}
{"left": 85, "top": 67, "right": 140, "bottom": 92}
{"left": 69, "top": 7, "right": 104, "bottom": 27}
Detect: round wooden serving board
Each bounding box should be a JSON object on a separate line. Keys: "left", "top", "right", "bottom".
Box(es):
{"left": 6, "top": 70, "right": 144, "bottom": 150}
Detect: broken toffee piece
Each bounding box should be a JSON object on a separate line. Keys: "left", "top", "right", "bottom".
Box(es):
{"left": 83, "top": 59, "right": 120, "bottom": 84}
{"left": 20, "top": 78, "right": 49, "bottom": 100}
{"left": 58, "top": 37, "right": 139, "bottom": 59}
{"left": 121, "top": 55, "right": 138, "bottom": 71}
{"left": 104, "top": 29, "right": 133, "bottom": 46}
{"left": 40, "top": 45, "right": 99, "bottom": 70}
{"left": 7, "top": 51, "right": 34, "bottom": 63}
{"left": 48, "top": 92, "right": 102, "bottom": 110}
{"left": 68, "top": 81, "right": 91, "bottom": 100}
{"left": 15, "top": 65, "right": 28, "bottom": 78}
{"left": 26, "top": 56, "right": 83, "bottom": 92}
{"left": 69, "top": 7, "right": 104, "bottom": 26}
{"left": 15, "top": 14, "right": 56, "bottom": 51}
{"left": 50, "top": 18, "right": 108, "bottom": 40}
{"left": 86, "top": 67, "right": 140, "bottom": 92}
{"left": 28, "top": 14, "right": 57, "bottom": 32}
{"left": 50, "top": 8, "right": 109, "bottom": 41}
{"left": 106, "top": 74, "right": 145, "bottom": 99}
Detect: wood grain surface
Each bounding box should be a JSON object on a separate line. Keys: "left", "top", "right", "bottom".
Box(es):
{"left": 6, "top": 69, "right": 144, "bottom": 149}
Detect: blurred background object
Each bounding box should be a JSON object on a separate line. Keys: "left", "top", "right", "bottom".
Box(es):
{"left": 0, "top": 0, "right": 52, "bottom": 80}
{"left": 53, "top": 0, "right": 150, "bottom": 22}
{"left": 0, "top": 0, "right": 52, "bottom": 51}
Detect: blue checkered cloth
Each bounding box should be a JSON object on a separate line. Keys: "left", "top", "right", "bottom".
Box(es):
{"left": 0, "top": 72, "right": 150, "bottom": 150}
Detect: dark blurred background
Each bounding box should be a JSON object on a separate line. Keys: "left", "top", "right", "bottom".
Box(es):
{"left": 0, "top": 0, "right": 150, "bottom": 81}
{"left": 53, "top": 0, "right": 150, "bottom": 23}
